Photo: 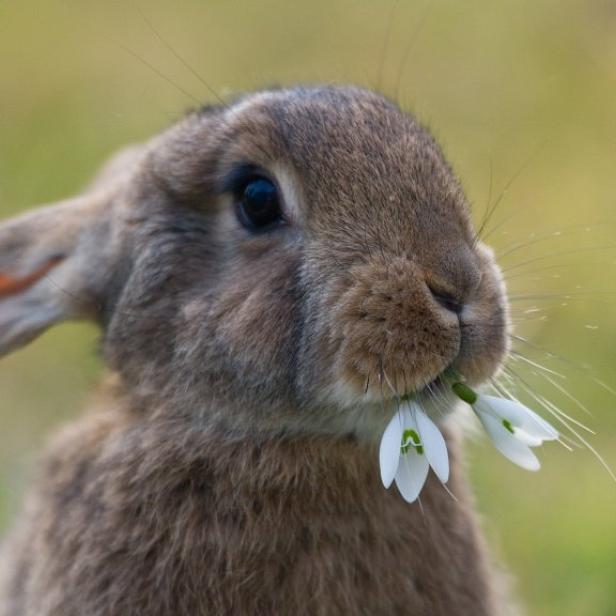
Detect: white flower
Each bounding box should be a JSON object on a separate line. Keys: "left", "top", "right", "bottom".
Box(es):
{"left": 452, "top": 383, "right": 559, "bottom": 471}
{"left": 379, "top": 401, "right": 449, "bottom": 503}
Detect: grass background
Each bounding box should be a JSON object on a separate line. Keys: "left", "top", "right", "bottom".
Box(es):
{"left": 0, "top": 1, "right": 615, "bottom": 613}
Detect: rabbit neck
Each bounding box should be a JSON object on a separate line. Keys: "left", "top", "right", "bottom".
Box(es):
{"left": 131, "top": 408, "right": 499, "bottom": 612}
{"left": 2, "top": 384, "right": 499, "bottom": 615}
{"left": 139, "top": 417, "right": 499, "bottom": 613}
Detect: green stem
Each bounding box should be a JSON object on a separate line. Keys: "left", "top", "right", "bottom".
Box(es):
{"left": 451, "top": 382, "right": 478, "bottom": 405}
{"left": 443, "top": 366, "right": 462, "bottom": 382}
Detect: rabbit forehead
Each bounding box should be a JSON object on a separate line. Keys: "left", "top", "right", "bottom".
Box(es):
{"left": 221, "top": 87, "right": 473, "bottom": 240}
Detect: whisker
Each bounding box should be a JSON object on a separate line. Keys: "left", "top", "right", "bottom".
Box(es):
{"left": 382, "top": 368, "right": 399, "bottom": 400}
{"left": 509, "top": 290, "right": 616, "bottom": 300}
{"left": 508, "top": 335, "right": 616, "bottom": 401}
{"left": 119, "top": 44, "right": 201, "bottom": 105}
{"left": 424, "top": 382, "right": 449, "bottom": 418}
{"left": 511, "top": 334, "right": 599, "bottom": 378}
{"left": 537, "top": 395, "right": 616, "bottom": 482}
{"left": 594, "top": 377, "right": 616, "bottom": 397}
{"left": 501, "top": 245, "right": 616, "bottom": 274}
{"left": 134, "top": 4, "right": 227, "bottom": 107}
{"left": 502, "top": 261, "right": 613, "bottom": 282}
{"left": 533, "top": 389, "right": 595, "bottom": 435}
{"left": 393, "top": 0, "right": 435, "bottom": 100}
{"left": 473, "top": 159, "right": 495, "bottom": 241}
{"left": 480, "top": 211, "right": 518, "bottom": 244}
{"left": 534, "top": 370, "right": 594, "bottom": 418}
{"left": 503, "top": 365, "right": 597, "bottom": 438}
{"left": 495, "top": 223, "right": 603, "bottom": 260}
{"left": 553, "top": 436, "right": 576, "bottom": 452}
{"left": 495, "top": 370, "right": 589, "bottom": 446}
{"left": 474, "top": 142, "right": 548, "bottom": 245}
{"left": 509, "top": 351, "right": 566, "bottom": 379}
{"left": 375, "top": 0, "right": 399, "bottom": 92}
{"left": 439, "top": 481, "right": 459, "bottom": 502}
{"left": 490, "top": 379, "right": 577, "bottom": 454}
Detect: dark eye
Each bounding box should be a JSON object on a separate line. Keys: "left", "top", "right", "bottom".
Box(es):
{"left": 235, "top": 177, "right": 283, "bottom": 231}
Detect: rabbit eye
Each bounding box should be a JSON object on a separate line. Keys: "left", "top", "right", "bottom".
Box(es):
{"left": 235, "top": 177, "right": 283, "bottom": 231}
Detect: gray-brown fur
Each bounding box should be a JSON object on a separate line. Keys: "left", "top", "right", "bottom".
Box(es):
{"left": 0, "top": 86, "right": 510, "bottom": 614}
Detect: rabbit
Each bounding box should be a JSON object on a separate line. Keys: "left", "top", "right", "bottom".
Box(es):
{"left": 0, "top": 85, "right": 511, "bottom": 615}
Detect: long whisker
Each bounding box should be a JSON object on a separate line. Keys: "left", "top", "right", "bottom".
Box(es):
{"left": 535, "top": 393, "right": 616, "bottom": 481}
{"left": 118, "top": 44, "right": 201, "bottom": 105}
{"left": 509, "top": 351, "right": 566, "bottom": 379}
{"left": 509, "top": 334, "right": 616, "bottom": 397}
{"left": 382, "top": 368, "right": 399, "bottom": 400}
{"left": 535, "top": 370, "right": 593, "bottom": 418}
{"left": 424, "top": 382, "right": 448, "bottom": 418}
{"left": 480, "top": 211, "right": 518, "bottom": 244}
{"left": 492, "top": 375, "right": 581, "bottom": 452}
{"left": 474, "top": 142, "right": 549, "bottom": 246}
{"left": 509, "top": 290, "right": 616, "bottom": 301}
{"left": 502, "top": 260, "right": 614, "bottom": 282}
{"left": 495, "top": 223, "right": 602, "bottom": 260}
{"left": 134, "top": 4, "right": 227, "bottom": 107}
{"left": 511, "top": 334, "right": 592, "bottom": 374}
{"left": 501, "top": 245, "right": 616, "bottom": 274}
{"left": 504, "top": 365, "right": 598, "bottom": 439}
{"left": 473, "top": 159, "right": 495, "bottom": 240}
{"left": 375, "top": 0, "right": 399, "bottom": 92}
{"left": 496, "top": 370, "right": 591, "bottom": 443}
{"left": 393, "top": 0, "right": 435, "bottom": 100}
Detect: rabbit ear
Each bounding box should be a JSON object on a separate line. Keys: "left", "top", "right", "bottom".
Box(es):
{"left": 0, "top": 192, "right": 116, "bottom": 357}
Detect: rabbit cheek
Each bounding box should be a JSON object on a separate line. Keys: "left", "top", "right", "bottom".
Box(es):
{"left": 211, "top": 282, "right": 296, "bottom": 368}
{"left": 330, "top": 258, "right": 461, "bottom": 399}
{"left": 184, "top": 256, "right": 301, "bottom": 394}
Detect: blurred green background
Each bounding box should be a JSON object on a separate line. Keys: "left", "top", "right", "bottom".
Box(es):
{"left": 0, "top": 1, "right": 615, "bottom": 613}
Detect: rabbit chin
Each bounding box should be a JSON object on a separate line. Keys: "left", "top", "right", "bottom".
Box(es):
{"left": 315, "top": 371, "right": 428, "bottom": 413}
{"left": 306, "top": 344, "right": 507, "bottom": 433}
{"left": 284, "top": 374, "right": 460, "bottom": 441}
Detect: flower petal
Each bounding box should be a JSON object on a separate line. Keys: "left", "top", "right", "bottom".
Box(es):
{"left": 513, "top": 428, "right": 543, "bottom": 447}
{"left": 379, "top": 411, "right": 403, "bottom": 488}
{"left": 394, "top": 448, "right": 430, "bottom": 503}
{"left": 400, "top": 403, "right": 415, "bottom": 428}
{"left": 413, "top": 403, "right": 449, "bottom": 483}
{"left": 477, "top": 410, "right": 541, "bottom": 471}
{"left": 528, "top": 409, "right": 560, "bottom": 440}
{"left": 477, "top": 395, "right": 558, "bottom": 441}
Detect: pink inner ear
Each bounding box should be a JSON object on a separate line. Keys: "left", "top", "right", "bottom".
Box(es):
{"left": 0, "top": 255, "right": 65, "bottom": 299}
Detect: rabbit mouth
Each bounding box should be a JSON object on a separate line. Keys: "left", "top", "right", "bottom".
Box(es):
{"left": 405, "top": 370, "right": 467, "bottom": 409}
{"left": 378, "top": 370, "right": 456, "bottom": 408}
{"left": 322, "top": 340, "right": 506, "bottom": 413}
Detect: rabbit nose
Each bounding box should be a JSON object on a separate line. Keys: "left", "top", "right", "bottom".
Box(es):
{"left": 427, "top": 285, "right": 464, "bottom": 316}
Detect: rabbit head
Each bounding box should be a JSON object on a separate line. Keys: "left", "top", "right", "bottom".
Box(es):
{"left": 0, "top": 86, "right": 508, "bottom": 438}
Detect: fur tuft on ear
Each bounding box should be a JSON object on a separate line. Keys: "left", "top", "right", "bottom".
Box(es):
{"left": 0, "top": 193, "right": 116, "bottom": 356}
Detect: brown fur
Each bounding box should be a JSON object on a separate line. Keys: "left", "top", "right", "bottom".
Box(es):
{"left": 1, "top": 380, "right": 498, "bottom": 615}
{"left": 0, "top": 86, "right": 510, "bottom": 614}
